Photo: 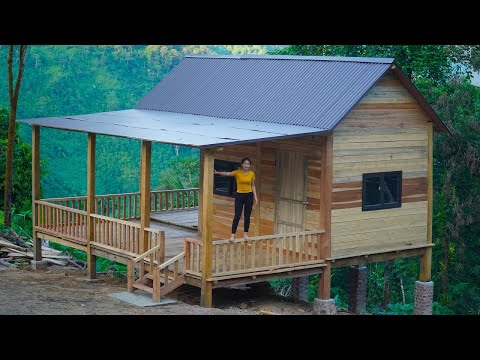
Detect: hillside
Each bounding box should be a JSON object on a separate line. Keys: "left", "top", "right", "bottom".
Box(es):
{"left": 0, "top": 45, "right": 284, "bottom": 198}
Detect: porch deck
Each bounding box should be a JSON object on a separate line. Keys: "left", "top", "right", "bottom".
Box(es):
{"left": 150, "top": 208, "right": 198, "bottom": 231}
{"left": 34, "top": 192, "right": 326, "bottom": 301}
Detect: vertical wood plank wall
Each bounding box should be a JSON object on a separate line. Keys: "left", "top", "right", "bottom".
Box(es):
{"left": 331, "top": 70, "right": 429, "bottom": 259}
{"left": 212, "top": 137, "right": 324, "bottom": 240}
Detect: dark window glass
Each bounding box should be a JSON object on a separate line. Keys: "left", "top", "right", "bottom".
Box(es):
{"left": 383, "top": 174, "right": 400, "bottom": 204}
{"left": 362, "top": 171, "right": 402, "bottom": 211}
{"left": 365, "top": 176, "right": 381, "bottom": 206}
{"left": 213, "top": 159, "right": 238, "bottom": 197}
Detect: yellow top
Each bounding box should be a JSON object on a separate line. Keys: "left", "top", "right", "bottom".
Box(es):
{"left": 232, "top": 169, "right": 255, "bottom": 193}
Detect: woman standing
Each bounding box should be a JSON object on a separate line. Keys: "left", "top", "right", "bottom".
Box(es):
{"left": 214, "top": 157, "right": 258, "bottom": 241}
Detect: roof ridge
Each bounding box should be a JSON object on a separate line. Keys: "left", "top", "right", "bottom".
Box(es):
{"left": 184, "top": 54, "right": 395, "bottom": 64}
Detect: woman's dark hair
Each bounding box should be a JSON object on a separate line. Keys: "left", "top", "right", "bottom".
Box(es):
{"left": 241, "top": 157, "right": 252, "bottom": 165}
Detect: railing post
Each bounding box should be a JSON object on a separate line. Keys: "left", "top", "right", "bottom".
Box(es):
{"left": 153, "top": 267, "right": 161, "bottom": 302}
{"left": 198, "top": 150, "right": 204, "bottom": 236}
{"left": 140, "top": 140, "right": 151, "bottom": 258}
{"left": 32, "top": 125, "right": 42, "bottom": 261}
{"left": 184, "top": 240, "right": 190, "bottom": 272}
{"left": 87, "top": 133, "right": 97, "bottom": 279}
{"left": 200, "top": 148, "right": 214, "bottom": 308}
{"left": 160, "top": 231, "right": 165, "bottom": 264}
{"left": 318, "top": 135, "right": 333, "bottom": 299}
{"left": 127, "top": 260, "right": 135, "bottom": 293}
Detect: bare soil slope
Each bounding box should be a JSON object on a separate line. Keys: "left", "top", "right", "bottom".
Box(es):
{"left": 0, "top": 265, "right": 318, "bottom": 315}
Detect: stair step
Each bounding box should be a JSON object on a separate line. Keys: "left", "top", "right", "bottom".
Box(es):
{"left": 145, "top": 273, "right": 178, "bottom": 282}
{"left": 132, "top": 282, "right": 153, "bottom": 294}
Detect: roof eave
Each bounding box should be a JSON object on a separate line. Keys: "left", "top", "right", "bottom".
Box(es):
{"left": 391, "top": 62, "right": 451, "bottom": 135}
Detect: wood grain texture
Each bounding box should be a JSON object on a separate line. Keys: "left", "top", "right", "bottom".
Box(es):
{"left": 319, "top": 135, "right": 332, "bottom": 299}
{"left": 87, "top": 133, "right": 97, "bottom": 279}
{"left": 201, "top": 148, "right": 214, "bottom": 307}
{"left": 331, "top": 70, "right": 431, "bottom": 259}
{"left": 213, "top": 136, "right": 324, "bottom": 239}
{"left": 420, "top": 121, "right": 433, "bottom": 281}
{"left": 32, "top": 126, "right": 41, "bottom": 261}
{"left": 140, "top": 140, "right": 151, "bottom": 255}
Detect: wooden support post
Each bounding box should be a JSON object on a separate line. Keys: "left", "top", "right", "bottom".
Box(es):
{"left": 254, "top": 142, "right": 261, "bottom": 236}
{"left": 318, "top": 135, "right": 333, "bottom": 299}
{"left": 139, "top": 140, "right": 152, "bottom": 279}
{"left": 32, "top": 126, "right": 42, "bottom": 261}
{"left": 153, "top": 267, "right": 161, "bottom": 302}
{"left": 420, "top": 122, "right": 433, "bottom": 282}
{"left": 87, "top": 133, "right": 97, "bottom": 279}
{"left": 200, "top": 148, "right": 215, "bottom": 308}
{"left": 198, "top": 149, "right": 204, "bottom": 236}
{"left": 127, "top": 260, "right": 135, "bottom": 292}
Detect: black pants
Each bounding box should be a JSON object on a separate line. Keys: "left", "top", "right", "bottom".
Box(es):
{"left": 231, "top": 192, "right": 254, "bottom": 234}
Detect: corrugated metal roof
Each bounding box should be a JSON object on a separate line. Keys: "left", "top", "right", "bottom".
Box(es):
{"left": 18, "top": 55, "right": 449, "bottom": 145}
{"left": 135, "top": 55, "right": 394, "bottom": 130}
{"left": 18, "top": 109, "right": 327, "bottom": 148}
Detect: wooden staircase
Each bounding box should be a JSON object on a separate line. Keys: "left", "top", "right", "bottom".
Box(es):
{"left": 127, "top": 245, "right": 186, "bottom": 302}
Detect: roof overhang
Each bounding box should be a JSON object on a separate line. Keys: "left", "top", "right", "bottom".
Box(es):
{"left": 17, "top": 109, "right": 329, "bottom": 148}
{"left": 391, "top": 63, "right": 450, "bottom": 134}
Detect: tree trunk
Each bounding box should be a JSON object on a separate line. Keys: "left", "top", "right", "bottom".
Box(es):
{"left": 3, "top": 45, "right": 28, "bottom": 228}
{"left": 441, "top": 236, "right": 449, "bottom": 295}
{"left": 382, "top": 260, "right": 394, "bottom": 308}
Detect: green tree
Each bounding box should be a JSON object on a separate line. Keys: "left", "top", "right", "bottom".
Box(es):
{"left": 0, "top": 107, "right": 32, "bottom": 227}
{"left": 277, "top": 45, "right": 480, "bottom": 314}
{"left": 3, "top": 45, "right": 28, "bottom": 227}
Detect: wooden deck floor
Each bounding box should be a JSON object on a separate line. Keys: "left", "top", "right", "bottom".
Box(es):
{"left": 150, "top": 209, "right": 198, "bottom": 230}
{"left": 131, "top": 217, "right": 199, "bottom": 260}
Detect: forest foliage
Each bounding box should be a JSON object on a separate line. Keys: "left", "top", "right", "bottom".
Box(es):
{"left": 276, "top": 45, "right": 480, "bottom": 315}
{"left": 1, "top": 44, "right": 479, "bottom": 314}
{"left": 0, "top": 45, "right": 281, "bottom": 198}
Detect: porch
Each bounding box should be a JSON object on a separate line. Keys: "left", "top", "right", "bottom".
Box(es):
{"left": 34, "top": 189, "right": 326, "bottom": 301}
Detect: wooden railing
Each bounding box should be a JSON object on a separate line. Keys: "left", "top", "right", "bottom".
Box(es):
{"left": 127, "top": 244, "right": 163, "bottom": 297}
{"left": 34, "top": 200, "right": 87, "bottom": 244}
{"left": 90, "top": 214, "right": 165, "bottom": 256}
{"left": 128, "top": 248, "right": 185, "bottom": 302}
{"left": 153, "top": 252, "right": 186, "bottom": 300}
{"left": 184, "top": 230, "right": 325, "bottom": 279}
{"left": 184, "top": 238, "right": 203, "bottom": 276}
{"left": 150, "top": 188, "right": 199, "bottom": 212}
{"left": 44, "top": 188, "right": 199, "bottom": 220}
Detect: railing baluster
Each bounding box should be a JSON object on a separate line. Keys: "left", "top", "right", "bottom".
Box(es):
{"left": 195, "top": 244, "right": 200, "bottom": 272}
{"left": 303, "top": 234, "right": 308, "bottom": 261}
{"left": 251, "top": 240, "right": 256, "bottom": 269}
{"left": 222, "top": 244, "right": 227, "bottom": 273}
{"left": 189, "top": 243, "right": 194, "bottom": 271}
{"left": 184, "top": 241, "right": 190, "bottom": 271}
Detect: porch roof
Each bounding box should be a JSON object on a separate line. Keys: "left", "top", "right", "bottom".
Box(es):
{"left": 18, "top": 109, "right": 327, "bottom": 148}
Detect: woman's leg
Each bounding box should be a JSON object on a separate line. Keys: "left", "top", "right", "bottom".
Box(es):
{"left": 231, "top": 193, "right": 245, "bottom": 241}
{"left": 243, "top": 193, "right": 254, "bottom": 240}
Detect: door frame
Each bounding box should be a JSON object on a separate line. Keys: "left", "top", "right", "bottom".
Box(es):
{"left": 274, "top": 150, "right": 308, "bottom": 234}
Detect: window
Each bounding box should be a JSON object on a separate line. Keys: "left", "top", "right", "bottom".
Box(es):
{"left": 213, "top": 159, "right": 238, "bottom": 197}
{"left": 362, "top": 171, "right": 402, "bottom": 211}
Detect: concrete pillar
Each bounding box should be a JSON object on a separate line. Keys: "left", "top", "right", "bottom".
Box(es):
{"left": 313, "top": 298, "right": 337, "bottom": 315}
{"left": 414, "top": 281, "right": 434, "bottom": 315}
{"left": 349, "top": 265, "right": 367, "bottom": 314}
{"left": 291, "top": 276, "right": 309, "bottom": 302}
{"left": 31, "top": 260, "right": 48, "bottom": 271}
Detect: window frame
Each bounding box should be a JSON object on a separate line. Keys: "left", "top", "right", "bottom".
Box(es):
{"left": 362, "top": 171, "right": 402, "bottom": 211}
{"left": 213, "top": 159, "right": 238, "bottom": 198}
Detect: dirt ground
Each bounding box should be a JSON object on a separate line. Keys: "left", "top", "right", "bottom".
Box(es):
{"left": 0, "top": 263, "right": 331, "bottom": 315}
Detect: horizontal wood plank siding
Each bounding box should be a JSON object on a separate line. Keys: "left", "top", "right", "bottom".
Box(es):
{"left": 213, "top": 136, "right": 324, "bottom": 240}
{"left": 331, "top": 70, "right": 429, "bottom": 258}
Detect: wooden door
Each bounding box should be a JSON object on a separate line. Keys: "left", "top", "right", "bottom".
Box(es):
{"left": 275, "top": 151, "right": 307, "bottom": 234}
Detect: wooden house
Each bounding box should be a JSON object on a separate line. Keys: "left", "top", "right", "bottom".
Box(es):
{"left": 19, "top": 55, "right": 448, "bottom": 308}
